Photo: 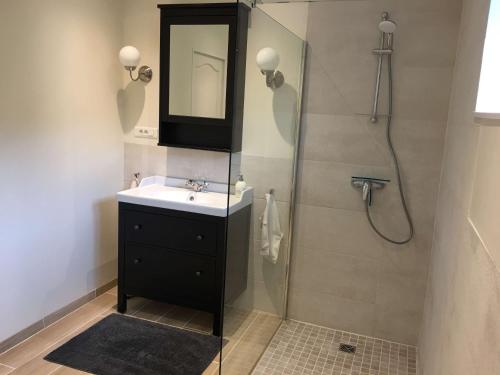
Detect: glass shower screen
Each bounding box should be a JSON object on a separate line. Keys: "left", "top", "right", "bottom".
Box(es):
{"left": 220, "top": 5, "right": 306, "bottom": 374}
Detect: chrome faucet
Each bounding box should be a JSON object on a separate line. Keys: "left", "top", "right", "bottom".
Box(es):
{"left": 185, "top": 179, "right": 209, "bottom": 192}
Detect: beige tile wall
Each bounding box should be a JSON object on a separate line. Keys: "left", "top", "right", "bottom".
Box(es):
{"left": 228, "top": 154, "right": 293, "bottom": 317}
{"left": 123, "top": 143, "right": 230, "bottom": 189}
{"left": 419, "top": 0, "right": 500, "bottom": 373}
{"left": 287, "top": 0, "right": 462, "bottom": 345}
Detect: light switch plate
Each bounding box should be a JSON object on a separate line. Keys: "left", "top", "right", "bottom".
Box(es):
{"left": 134, "top": 127, "right": 158, "bottom": 139}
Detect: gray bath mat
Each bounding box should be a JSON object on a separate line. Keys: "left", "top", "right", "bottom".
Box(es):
{"left": 44, "top": 314, "right": 220, "bottom": 375}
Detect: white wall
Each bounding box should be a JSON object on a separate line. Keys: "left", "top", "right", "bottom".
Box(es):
{"left": 0, "top": 0, "right": 124, "bottom": 342}
{"left": 257, "top": 3, "right": 309, "bottom": 41}
{"left": 419, "top": 0, "right": 500, "bottom": 373}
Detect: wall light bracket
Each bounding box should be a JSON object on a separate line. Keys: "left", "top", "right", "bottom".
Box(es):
{"left": 262, "top": 70, "right": 284, "bottom": 89}
{"left": 126, "top": 65, "right": 153, "bottom": 83}
{"left": 119, "top": 46, "right": 153, "bottom": 84}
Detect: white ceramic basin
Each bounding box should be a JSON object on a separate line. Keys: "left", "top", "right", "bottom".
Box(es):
{"left": 116, "top": 176, "right": 253, "bottom": 217}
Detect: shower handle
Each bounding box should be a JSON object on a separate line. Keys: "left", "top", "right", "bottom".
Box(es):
{"left": 363, "top": 182, "right": 375, "bottom": 206}
{"left": 362, "top": 181, "right": 370, "bottom": 201}
{"left": 351, "top": 177, "right": 389, "bottom": 206}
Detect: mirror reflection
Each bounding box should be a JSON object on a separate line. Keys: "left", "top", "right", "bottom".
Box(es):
{"left": 169, "top": 24, "right": 229, "bottom": 119}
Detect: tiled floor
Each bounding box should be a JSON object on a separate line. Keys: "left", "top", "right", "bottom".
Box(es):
{"left": 0, "top": 286, "right": 281, "bottom": 375}
{"left": 253, "top": 320, "right": 417, "bottom": 375}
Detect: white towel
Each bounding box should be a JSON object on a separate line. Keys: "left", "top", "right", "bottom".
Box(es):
{"left": 260, "top": 193, "right": 284, "bottom": 264}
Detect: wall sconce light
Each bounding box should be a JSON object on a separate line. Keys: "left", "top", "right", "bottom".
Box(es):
{"left": 256, "top": 47, "right": 284, "bottom": 89}
{"left": 119, "top": 46, "right": 153, "bottom": 83}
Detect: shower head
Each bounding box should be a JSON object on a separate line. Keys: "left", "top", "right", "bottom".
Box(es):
{"left": 379, "top": 20, "right": 396, "bottom": 34}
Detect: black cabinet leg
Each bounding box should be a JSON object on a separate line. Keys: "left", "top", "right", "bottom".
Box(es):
{"left": 117, "top": 292, "right": 127, "bottom": 313}
{"left": 213, "top": 312, "right": 222, "bottom": 337}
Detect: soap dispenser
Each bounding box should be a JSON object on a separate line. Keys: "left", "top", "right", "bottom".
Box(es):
{"left": 235, "top": 175, "right": 247, "bottom": 198}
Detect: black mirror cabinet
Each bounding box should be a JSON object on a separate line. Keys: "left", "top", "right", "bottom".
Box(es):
{"left": 158, "top": 3, "right": 250, "bottom": 152}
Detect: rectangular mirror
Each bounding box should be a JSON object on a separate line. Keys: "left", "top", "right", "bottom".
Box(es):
{"left": 169, "top": 24, "right": 229, "bottom": 119}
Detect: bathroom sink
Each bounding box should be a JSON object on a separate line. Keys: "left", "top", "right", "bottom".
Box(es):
{"left": 116, "top": 176, "right": 253, "bottom": 217}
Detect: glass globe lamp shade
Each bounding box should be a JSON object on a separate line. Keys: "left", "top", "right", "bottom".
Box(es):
{"left": 256, "top": 47, "right": 280, "bottom": 72}
{"left": 119, "top": 46, "right": 141, "bottom": 68}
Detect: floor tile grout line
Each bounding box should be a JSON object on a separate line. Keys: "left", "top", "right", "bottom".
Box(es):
{"left": 309, "top": 328, "right": 323, "bottom": 374}
{"left": 129, "top": 299, "right": 154, "bottom": 317}
{"left": 375, "top": 337, "right": 382, "bottom": 375}
{"left": 1, "top": 285, "right": 117, "bottom": 357}
{"left": 0, "top": 295, "right": 110, "bottom": 357}
{"left": 46, "top": 364, "right": 63, "bottom": 375}
{"left": 286, "top": 323, "right": 305, "bottom": 374}
{"left": 253, "top": 321, "right": 416, "bottom": 375}
{"left": 219, "top": 311, "right": 261, "bottom": 365}
{"left": 388, "top": 343, "right": 393, "bottom": 375}
{"left": 286, "top": 321, "right": 306, "bottom": 371}
{"left": 345, "top": 331, "right": 354, "bottom": 375}
{"left": 349, "top": 334, "right": 360, "bottom": 375}
{"left": 1, "top": 298, "right": 118, "bottom": 365}
{"left": 277, "top": 322, "right": 297, "bottom": 373}
{"left": 397, "top": 342, "right": 401, "bottom": 375}
{"left": 10, "top": 312, "right": 109, "bottom": 371}
{"left": 329, "top": 330, "right": 340, "bottom": 375}
{"left": 263, "top": 321, "right": 285, "bottom": 373}
{"left": 251, "top": 315, "right": 285, "bottom": 374}
{"left": 290, "top": 322, "right": 314, "bottom": 374}
{"left": 343, "top": 333, "right": 354, "bottom": 375}
{"left": 286, "top": 319, "right": 417, "bottom": 349}
{"left": 125, "top": 309, "right": 212, "bottom": 337}
{"left": 339, "top": 332, "right": 348, "bottom": 375}
{"left": 0, "top": 363, "right": 15, "bottom": 370}
{"left": 368, "top": 337, "right": 374, "bottom": 375}
{"left": 275, "top": 321, "right": 296, "bottom": 373}
{"left": 132, "top": 300, "right": 178, "bottom": 324}
{"left": 320, "top": 327, "right": 329, "bottom": 373}
{"left": 155, "top": 304, "right": 177, "bottom": 323}
{"left": 181, "top": 310, "right": 200, "bottom": 329}
{"left": 359, "top": 332, "right": 368, "bottom": 375}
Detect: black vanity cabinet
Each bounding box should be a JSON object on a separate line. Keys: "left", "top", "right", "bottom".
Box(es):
{"left": 117, "top": 202, "right": 251, "bottom": 336}
{"left": 157, "top": 3, "right": 250, "bottom": 152}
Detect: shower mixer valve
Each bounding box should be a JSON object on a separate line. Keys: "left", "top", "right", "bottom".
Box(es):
{"left": 351, "top": 177, "right": 390, "bottom": 206}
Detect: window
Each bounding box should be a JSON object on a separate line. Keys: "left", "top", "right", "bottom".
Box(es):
{"left": 476, "top": 0, "right": 500, "bottom": 115}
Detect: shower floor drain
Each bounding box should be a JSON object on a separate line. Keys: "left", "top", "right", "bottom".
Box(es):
{"left": 339, "top": 343, "right": 356, "bottom": 354}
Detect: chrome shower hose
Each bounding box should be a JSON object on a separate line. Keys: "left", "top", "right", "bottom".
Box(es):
{"left": 366, "top": 55, "right": 414, "bottom": 245}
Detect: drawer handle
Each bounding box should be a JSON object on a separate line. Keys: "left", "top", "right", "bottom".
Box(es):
{"left": 195, "top": 271, "right": 203, "bottom": 277}
{"left": 195, "top": 234, "right": 204, "bottom": 241}
{"left": 133, "top": 224, "right": 142, "bottom": 230}
{"left": 133, "top": 258, "right": 142, "bottom": 264}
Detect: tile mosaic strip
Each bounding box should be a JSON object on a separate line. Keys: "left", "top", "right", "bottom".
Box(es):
{"left": 253, "top": 320, "right": 417, "bottom": 375}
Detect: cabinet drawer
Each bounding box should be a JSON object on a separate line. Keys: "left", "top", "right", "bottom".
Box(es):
{"left": 124, "top": 210, "right": 217, "bottom": 256}
{"left": 124, "top": 244, "right": 216, "bottom": 305}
